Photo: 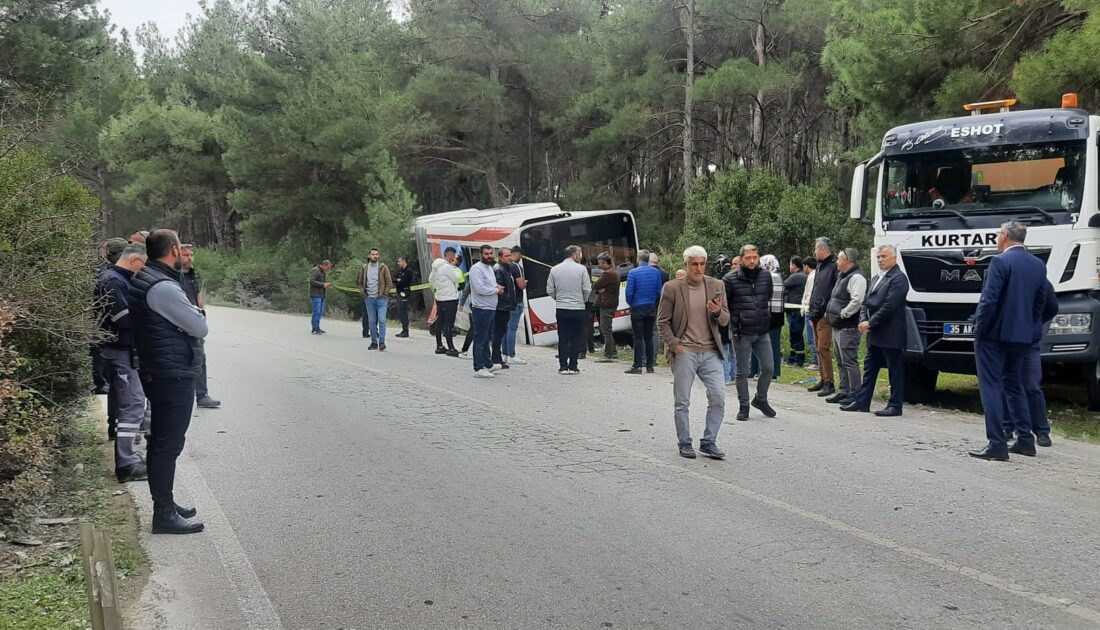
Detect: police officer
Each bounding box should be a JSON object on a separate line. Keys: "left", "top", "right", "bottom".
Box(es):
{"left": 96, "top": 243, "right": 149, "bottom": 482}
{"left": 180, "top": 244, "right": 220, "bottom": 408}
{"left": 394, "top": 256, "right": 415, "bottom": 338}
{"left": 130, "top": 229, "right": 207, "bottom": 534}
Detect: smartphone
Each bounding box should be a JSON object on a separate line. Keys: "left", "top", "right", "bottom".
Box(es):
{"left": 712, "top": 289, "right": 722, "bottom": 300}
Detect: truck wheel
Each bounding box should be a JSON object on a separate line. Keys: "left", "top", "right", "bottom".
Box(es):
{"left": 1087, "top": 360, "right": 1100, "bottom": 412}
{"left": 903, "top": 363, "right": 938, "bottom": 405}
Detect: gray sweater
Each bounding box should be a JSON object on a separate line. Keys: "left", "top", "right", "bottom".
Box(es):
{"left": 547, "top": 259, "right": 592, "bottom": 311}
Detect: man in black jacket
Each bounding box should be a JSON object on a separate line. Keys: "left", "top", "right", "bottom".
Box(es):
{"left": 807, "top": 237, "right": 839, "bottom": 397}
{"left": 843, "top": 245, "right": 911, "bottom": 416}
{"left": 180, "top": 244, "right": 220, "bottom": 409}
{"left": 724, "top": 244, "right": 777, "bottom": 421}
{"left": 492, "top": 247, "right": 521, "bottom": 368}
{"left": 96, "top": 243, "right": 149, "bottom": 482}
{"left": 784, "top": 256, "right": 807, "bottom": 366}
{"left": 394, "top": 257, "right": 415, "bottom": 338}
{"left": 130, "top": 229, "right": 208, "bottom": 535}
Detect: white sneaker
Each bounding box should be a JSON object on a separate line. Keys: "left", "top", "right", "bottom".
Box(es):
{"left": 459, "top": 351, "right": 470, "bottom": 358}
{"left": 474, "top": 369, "right": 495, "bottom": 378}
{"left": 488, "top": 364, "right": 503, "bottom": 373}
{"left": 508, "top": 356, "right": 527, "bottom": 365}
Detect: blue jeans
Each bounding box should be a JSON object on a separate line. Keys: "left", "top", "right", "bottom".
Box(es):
{"left": 364, "top": 297, "right": 388, "bottom": 344}
{"left": 310, "top": 297, "right": 325, "bottom": 332}
{"left": 805, "top": 318, "right": 819, "bottom": 364}
{"left": 505, "top": 304, "right": 523, "bottom": 357}
{"left": 722, "top": 342, "right": 735, "bottom": 383}
{"left": 471, "top": 308, "right": 496, "bottom": 371}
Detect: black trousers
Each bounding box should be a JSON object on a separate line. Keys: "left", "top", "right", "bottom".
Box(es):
{"left": 435, "top": 300, "right": 458, "bottom": 350}
{"left": 584, "top": 304, "right": 597, "bottom": 353}
{"left": 556, "top": 309, "right": 586, "bottom": 371}
{"left": 144, "top": 376, "right": 196, "bottom": 508}
{"left": 396, "top": 296, "right": 410, "bottom": 333}
{"left": 491, "top": 309, "right": 511, "bottom": 364}
{"left": 91, "top": 346, "right": 110, "bottom": 390}
{"left": 630, "top": 305, "right": 657, "bottom": 369}
{"left": 853, "top": 344, "right": 904, "bottom": 410}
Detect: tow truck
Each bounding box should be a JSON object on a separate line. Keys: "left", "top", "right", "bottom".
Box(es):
{"left": 850, "top": 94, "right": 1100, "bottom": 410}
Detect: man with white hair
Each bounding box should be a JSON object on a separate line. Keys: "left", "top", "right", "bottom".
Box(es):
{"left": 658, "top": 246, "right": 730, "bottom": 459}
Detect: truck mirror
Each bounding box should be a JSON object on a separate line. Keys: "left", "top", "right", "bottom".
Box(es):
{"left": 1090, "top": 214, "right": 1100, "bottom": 228}
{"left": 850, "top": 163, "right": 867, "bottom": 221}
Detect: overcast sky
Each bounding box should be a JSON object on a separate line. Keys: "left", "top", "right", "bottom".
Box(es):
{"left": 98, "top": 0, "right": 203, "bottom": 49}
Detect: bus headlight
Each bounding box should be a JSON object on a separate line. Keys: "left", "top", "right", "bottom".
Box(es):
{"left": 1048, "top": 313, "right": 1092, "bottom": 335}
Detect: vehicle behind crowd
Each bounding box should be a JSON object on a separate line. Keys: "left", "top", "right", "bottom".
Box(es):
{"left": 413, "top": 203, "right": 640, "bottom": 346}
{"left": 850, "top": 94, "right": 1100, "bottom": 410}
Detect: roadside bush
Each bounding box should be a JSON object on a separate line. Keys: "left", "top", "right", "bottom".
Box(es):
{"left": 0, "top": 147, "right": 101, "bottom": 525}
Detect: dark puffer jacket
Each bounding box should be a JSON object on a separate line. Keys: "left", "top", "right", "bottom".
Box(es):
{"left": 808, "top": 254, "right": 838, "bottom": 322}
{"left": 129, "top": 260, "right": 204, "bottom": 379}
{"left": 723, "top": 266, "right": 773, "bottom": 337}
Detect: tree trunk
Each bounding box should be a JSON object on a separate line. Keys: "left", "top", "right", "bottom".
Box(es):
{"left": 751, "top": 20, "right": 766, "bottom": 171}
{"left": 680, "top": 0, "right": 695, "bottom": 200}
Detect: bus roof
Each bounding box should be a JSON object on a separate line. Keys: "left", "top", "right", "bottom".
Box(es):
{"left": 881, "top": 108, "right": 1088, "bottom": 156}
{"left": 413, "top": 203, "right": 631, "bottom": 231}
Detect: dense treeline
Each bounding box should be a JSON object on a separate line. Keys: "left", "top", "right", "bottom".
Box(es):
{"left": 18, "top": 0, "right": 1098, "bottom": 261}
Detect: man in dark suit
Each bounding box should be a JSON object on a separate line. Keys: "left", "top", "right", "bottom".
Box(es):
{"left": 969, "top": 221, "right": 1049, "bottom": 461}
{"left": 842, "top": 245, "right": 910, "bottom": 416}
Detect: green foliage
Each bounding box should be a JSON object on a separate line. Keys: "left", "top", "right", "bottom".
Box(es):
{"left": 680, "top": 165, "right": 871, "bottom": 262}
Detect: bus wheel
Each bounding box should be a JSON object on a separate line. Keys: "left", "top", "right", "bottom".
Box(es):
{"left": 903, "top": 363, "right": 938, "bottom": 405}
{"left": 1087, "top": 360, "right": 1100, "bottom": 412}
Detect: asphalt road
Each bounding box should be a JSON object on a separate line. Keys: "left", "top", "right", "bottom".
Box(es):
{"left": 125, "top": 305, "right": 1100, "bottom": 630}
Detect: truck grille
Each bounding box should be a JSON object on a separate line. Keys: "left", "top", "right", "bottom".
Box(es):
{"left": 902, "top": 247, "right": 1051, "bottom": 294}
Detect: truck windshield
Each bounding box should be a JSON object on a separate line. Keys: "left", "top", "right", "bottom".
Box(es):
{"left": 882, "top": 140, "right": 1085, "bottom": 220}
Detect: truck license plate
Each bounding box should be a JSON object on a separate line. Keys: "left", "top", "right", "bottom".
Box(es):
{"left": 943, "top": 322, "right": 974, "bottom": 337}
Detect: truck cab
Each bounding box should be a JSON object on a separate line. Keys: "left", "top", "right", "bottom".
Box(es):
{"left": 850, "top": 97, "right": 1100, "bottom": 410}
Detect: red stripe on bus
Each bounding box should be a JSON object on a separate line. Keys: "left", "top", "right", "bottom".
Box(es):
{"left": 426, "top": 227, "right": 515, "bottom": 242}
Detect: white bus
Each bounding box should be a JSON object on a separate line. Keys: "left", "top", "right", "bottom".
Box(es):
{"left": 413, "top": 203, "right": 640, "bottom": 347}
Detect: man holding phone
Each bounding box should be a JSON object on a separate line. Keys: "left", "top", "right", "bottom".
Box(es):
{"left": 657, "top": 246, "right": 730, "bottom": 459}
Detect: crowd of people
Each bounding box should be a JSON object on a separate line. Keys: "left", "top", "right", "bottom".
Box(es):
{"left": 85, "top": 219, "right": 1057, "bottom": 537}
{"left": 94, "top": 229, "right": 214, "bottom": 535}
{"left": 310, "top": 222, "right": 1056, "bottom": 463}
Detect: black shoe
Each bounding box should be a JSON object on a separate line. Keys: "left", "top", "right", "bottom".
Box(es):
{"left": 107, "top": 425, "right": 117, "bottom": 441}
{"left": 1037, "top": 434, "right": 1053, "bottom": 448}
{"left": 116, "top": 463, "right": 148, "bottom": 483}
{"left": 825, "top": 393, "right": 848, "bottom": 404}
{"left": 152, "top": 504, "right": 204, "bottom": 535}
{"left": 645, "top": 366, "right": 655, "bottom": 374}
{"left": 1009, "top": 441, "right": 1037, "bottom": 457}
{"left": 316, "top": 329, "right": 326, "bottom": 335}
{"left": 175, "top": 504, "right": 197, "bottom": 519}
{"left": 874, "top": 407, "right": 902, "bottom": 417}
{"left": 968, "top": 446, "right": 1009, "bottom": 461}
{"left": 625, "top": 367, "right": 642, "bottom": 374}
{"left": 816, "top": 383, "right": 836, "bottom": 397}
{"left": 751, "top": 397, "right": 777, "bottom": 418}
{"left": 807, "top": 381, "right": 825, "bottom": 392}
{"left": 699, "top": 443, "right": 726, "bottom": 460}
{"left": 396, "top": 331, "right": 409, "bottom": 338}
{"left": 679, "top": 444, "right": 697, "bottom": 459}
{"left": 196, "top": 395, "right": 221, "bottom": 409}
{"left": 736, "top": 405, "right": 749, "bottom": 421}
{"left": 840, "top": 402, "right": 869, "bottom": 412}
{"left": 94, "top": 385, "right": 111, "bottom": 395}
{"left": 378, "top": 343, "right": 386, "bottom": 352}
{"left": 368, "top": 342, "right": 378, "bottom": 350}
{"left": 446, "top": 349, "right": 460, "bottom": 358}
{"left": 435, "top": 346, "right": 448, "bottom": 354}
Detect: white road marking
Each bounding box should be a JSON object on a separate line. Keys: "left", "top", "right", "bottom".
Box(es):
{"left": 234, "top": 328, "right": 1100, "bottom": 626}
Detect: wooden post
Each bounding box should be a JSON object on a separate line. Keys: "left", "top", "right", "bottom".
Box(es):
{"left": 80, "top": 522, "right": 122, "bottom": 630}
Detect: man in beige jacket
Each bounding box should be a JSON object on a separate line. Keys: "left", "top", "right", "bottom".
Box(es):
{"left": 657, "top": 246, "right": 731, "bottom": 460}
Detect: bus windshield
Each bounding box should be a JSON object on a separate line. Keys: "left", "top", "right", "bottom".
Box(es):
{"left": 520, "top": 213, "right": 638, "bottom": 299}
{"left": 882, "top": 140, "right": 1085, "bottom": 221}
